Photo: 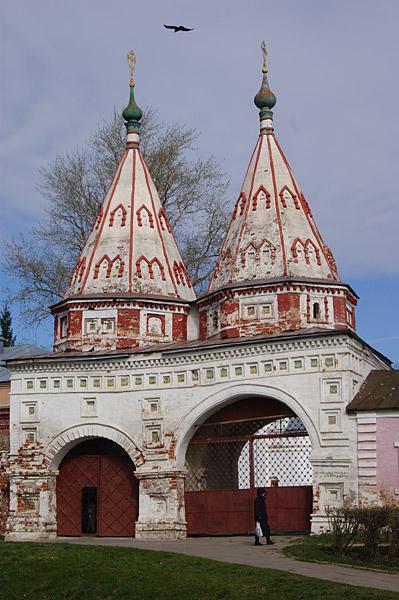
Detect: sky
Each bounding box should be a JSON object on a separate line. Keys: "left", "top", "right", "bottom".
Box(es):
{"left": 0, "top": 0, "right": 398, "bottom": 362}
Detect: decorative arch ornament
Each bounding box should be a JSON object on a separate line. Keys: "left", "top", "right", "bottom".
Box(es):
{"left": 45, "top": 423, "right": 144, "bottom": 470}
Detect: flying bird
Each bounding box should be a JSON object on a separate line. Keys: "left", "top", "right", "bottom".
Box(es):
{"left": 164, "top": 24, "right": 194, "bottom": 33}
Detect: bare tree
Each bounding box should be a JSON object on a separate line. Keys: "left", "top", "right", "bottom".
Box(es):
{"left": 4, "top": 110, "right": 230, "bottom": 322}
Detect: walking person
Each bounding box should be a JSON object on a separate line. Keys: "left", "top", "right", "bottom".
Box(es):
{"left": 254, "top": 487, "right": 274, "bottom": 546}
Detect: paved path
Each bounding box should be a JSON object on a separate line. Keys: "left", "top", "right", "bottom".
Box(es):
{"left": 56, "top": 535, "right": 399, "bottom": 593}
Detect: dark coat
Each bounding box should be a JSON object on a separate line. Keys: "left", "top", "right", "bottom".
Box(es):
{"left": 254, "top": 495, "right": 268, "bottom": 522}
{"left": 254, "top": 494, "right": 270, "bottom": 538}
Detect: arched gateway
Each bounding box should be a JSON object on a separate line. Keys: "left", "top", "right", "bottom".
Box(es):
{"left": 56, "top": 438, "right": 138, "bottom": 537}
{"left": 182, "top": 394, "right": 313, "bottom": 535}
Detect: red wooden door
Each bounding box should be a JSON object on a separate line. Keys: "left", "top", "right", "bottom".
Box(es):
{"left": 57, "top": 455, "right": 99, "bottom": 536}
{"left": 98, "top": 455, "right": 139, "bottom": 536}
{"left": 57, "top": 453, "right": 138, "bottom": 537}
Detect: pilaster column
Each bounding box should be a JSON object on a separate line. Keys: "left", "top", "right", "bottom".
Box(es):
{"left": 6, "top": 470, "right": 58, "bottom": 541}
{"left": 134, "top": 469, "right": 187, "bottom": 540}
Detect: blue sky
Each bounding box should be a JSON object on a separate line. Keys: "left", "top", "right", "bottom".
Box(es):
{"left": 1, "top": 0, "right": 398, "bottom": 362}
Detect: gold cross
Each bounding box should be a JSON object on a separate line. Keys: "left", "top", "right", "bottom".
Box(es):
{"left": 261, "top": 40, "right": 268, "bottom": 73}
{"left": 127, "top": 50, "right": 136, "bottom": 87}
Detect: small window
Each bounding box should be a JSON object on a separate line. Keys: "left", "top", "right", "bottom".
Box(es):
{"left": 150, "top": 403, "right": 158, "bottom": 412}
{"left": 135, "top": 376, "right": 143, "bottom": 386}
{"left": 328, "top": 415, "right": 337, "bottom": 426}
{"left": 106, "top": 378, "right": 115, "bottom": 388}
{"left": 121, "top": 377, "right": 129, "bottom": 387}
{"left": 325, "top": 357, "right": 335, "bottom": 368}
{"left": 246, "top": 305, "right": 256, "bottom": 317}
{"left": 86, "top": 400, "right": 96, "bottom": 415}
{"left": 151, "top": 430, "right": 160, "bottom": 443}
{"left": 191, "top": 370, "right": 199, "bottom": 381}
{"left": 177, "top": 373, "right": 185, "bottom": 383}
{"left": 279, "top": 361, "right": 288, "bottom": 371}
{"left": 27, "top": 381, "right": 34, "bottom": 390}
{"left": 24, "top": 431, "right": 36, "bottom": 444}
{"left": 85, "top": 319, "right": 98, "bottom": 334}
{"left": 264, "top": 362, "right": 273, "bottom": 372}
{"left": 149, "top": 375, "right": 157, "bottom": 385}
{"left": 60, "top": 316, "right": 68, "bottom": 338}
{"left": 93, "top": 378, "right": 101, "bottom": 388}
{"left": 220, "top": 368, "right": 228, "bottom": 378}
{"left": 66, "top": 378, "right": 74, "bottom": 388}
{"left": 250, "top": 365, "right": 258, "bottom": 375}
{"left": 206, "top": 369, "right": 214, "bottom": 380}
{"left": 261, "top": 304, "right": 271, "bottom": 316}
{"left": 101, "top": 318, "right": 115, "bottom": 333}
{"left": 79, "top": 379, "right": 87, "bottom": 388}
{"left": 212, "top": 312, "right": 219, "bottom": 329}
{"left": 310, "top": 358, "right": 318, "bottom": 368}
{"left": 163, "top": 375, "right": 171, "bottom": 385}
{"left": 294, "top": 360, "right": 303, "bottom": 369}
{"left": 53, "top": 379, "right": 61, "bottom": 389}
{"left": 235, "top": 366, "right": 243, "bottom": 376}
{"left": 39, "top": 380, "right": 47, "bottom": 389}
{"left": 313, "top": 302, "right": 320, "bottom": 320}
{"left": 27, "top": 405, "right": 36, "bottom": 416}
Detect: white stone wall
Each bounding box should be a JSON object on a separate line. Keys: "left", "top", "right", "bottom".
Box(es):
{"left": 6, "top": 332, "right": 389, "bottom": 539}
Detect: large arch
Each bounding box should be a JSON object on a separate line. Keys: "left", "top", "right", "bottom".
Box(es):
{"left": 175, "top": 383, "right": 321, "bottom": 468}
{"left": 177, "top": 384, "right": 317, "bottom": 535}
{"left": 45, "top": 423, "right": 144, "bottom": 470}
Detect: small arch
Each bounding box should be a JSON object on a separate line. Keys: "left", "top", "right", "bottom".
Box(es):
{"left": 45, "top": 423, "right": 144, "bottom": 470}
{"left": 109, "top": 204, "right": 127, "bottom": 227}
{"left": 94, "top": 254, "right": 125, "bottom": 279}
{"left": 232, "top": 193, "right": 247, "bottom": 219}
{"left": 158, "top": 208, "right": 172, "bottom": 233}
{"left": 259, "top": 240, "right": 276, "bottom": 265}
{"left": 136, "top": 256, "right": 166, "bottom": 281}
{"left": 305, "top": 239, "right": 321, "bottom": 266}
{"left": 70, "top": 257, "right": 86, "bottom": 286}
{"left": 173, "top": 261, "right": 192, "bottom": 288}
{"left": 241, "top": 242, "right": 257, "bottom": 268}
{"left": 136, "top": 205, "right": 154, "bottom": 228}
{"left": 252, "top": 185, "right": 271, "bottom": 211}
{"left": 313, "top": 302, "right": 320, "bottom": 320}
{"left": 279, "top": 185, "right": 300, "bottom": 210}
{"left": 94, "top": 206, "right": 103, "bottom": 230}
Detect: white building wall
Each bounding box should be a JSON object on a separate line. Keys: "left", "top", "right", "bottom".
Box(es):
{"left": 6, "top": 332, "right": 389, "bottom": 540}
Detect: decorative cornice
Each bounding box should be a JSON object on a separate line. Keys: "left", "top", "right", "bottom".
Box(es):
{"left": 198, "top": 278, "right": 358, "bottom": 308}
{"left": 9, "top": 333, "right": 351, "bottom": 374}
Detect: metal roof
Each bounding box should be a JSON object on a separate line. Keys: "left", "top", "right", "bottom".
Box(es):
{"left": 347, "top": 370, "right": 399, "bottom": 412}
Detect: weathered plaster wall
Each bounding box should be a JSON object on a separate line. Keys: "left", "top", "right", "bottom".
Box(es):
{"left": 6, "top": 333, "right": 388, "bottom": 540}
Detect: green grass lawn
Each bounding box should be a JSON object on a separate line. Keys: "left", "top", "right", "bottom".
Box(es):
{"left": 0, "top": 542, "right": 398, "bottom": 600}
{"left": 283, "top": 535, "right": 399, "bottom": 573}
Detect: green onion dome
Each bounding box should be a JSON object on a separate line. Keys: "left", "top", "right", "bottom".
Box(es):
{"left": 123, "top": 85, "right": 143, "bottom": 132}
{"left": 254, "top": 72, "right": 277, "bottom": 112}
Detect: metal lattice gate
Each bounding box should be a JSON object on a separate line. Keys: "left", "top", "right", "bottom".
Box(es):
{"left": 185, "top": 416, "right": 313, "bottom": 534}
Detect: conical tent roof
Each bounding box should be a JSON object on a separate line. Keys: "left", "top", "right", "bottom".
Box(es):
{"left": 66, "top": 55, "right": 196, "bottom": 303}
{"left": 209, "top": 45, "right": 339, "bottom": 293}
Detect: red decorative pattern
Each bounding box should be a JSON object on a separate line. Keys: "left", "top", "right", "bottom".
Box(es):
{"left": 279, "top": 185, "right": 300, "bottom": 209}
{"left": 94, "top": 254, "right": 125, "bottom": 279}
{"left": 158, "top": 208, "right": 172, "bottom": 233}
{"left": 136, "top": 255, "right": 166, "bottom": 281}
{"left": 109, "top": 204, "right": 127, "bottom": 227}
{"left": 252, "top": 185, "right": 271, "bottom": 210}
{"left": 136, "top": 204, "right": 154, "bottom": 228}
